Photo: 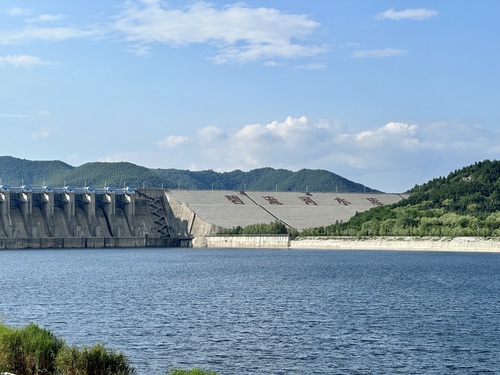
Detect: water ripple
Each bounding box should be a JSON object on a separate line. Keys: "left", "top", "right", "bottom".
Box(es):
{"left": 1, "top": 248, "right": 500, "bottom": 374}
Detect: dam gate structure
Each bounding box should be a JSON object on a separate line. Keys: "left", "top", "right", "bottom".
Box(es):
{"left": 0, "top": 185, "right": 187, "bottom": 249}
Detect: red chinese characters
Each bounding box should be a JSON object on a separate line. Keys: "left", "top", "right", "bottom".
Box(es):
{"left": 366, "top": 197, "right": 384, "bottom": 206}
{"left": 299, "top": 197, "right": 317, "bottom": 205}
{"left": 225, "top": 195, "right": 245, "bottom": 204}
{"left": 262, "top": 196, "right": 283, "bottom": 205}
{"left": 335, "top": 197, "right": 351, "bottom": 206}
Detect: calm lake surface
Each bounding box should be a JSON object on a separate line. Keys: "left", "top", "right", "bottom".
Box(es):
{"left": 1, "top": 248, "right": 500, "bottom": 374}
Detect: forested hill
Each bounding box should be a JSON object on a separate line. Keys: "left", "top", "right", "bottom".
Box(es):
{"left": 301, "top": 159, "right": 500, "bottom": 237}
{"left": 152, "top": 167, "right": 376, "bottom": 192}
{"left": 0, "top": 156, "right": 378, "bottom": 193}
{"left": 403, "top": 159, "right": 500, "bottom": 213}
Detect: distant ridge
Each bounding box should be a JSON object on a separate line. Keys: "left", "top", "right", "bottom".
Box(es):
{"left": 0, "top": 156, "right": 380, "bottom": 193}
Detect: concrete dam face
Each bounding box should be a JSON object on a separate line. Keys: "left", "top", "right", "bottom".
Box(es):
{"left": 0, "top": 186, "right": 408, "bottom": 249}
{"left": 0, "top": 187, "right": 187, "bottom": 249}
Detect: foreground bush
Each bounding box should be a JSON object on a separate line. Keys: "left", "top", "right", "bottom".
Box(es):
{"left": 55, "top": 343, "right": 136, "bottom": 375}
{"left": 0, "top": 322, "right": 64, "bottom": 375}
{"left": 1, "top": 322, "right": 216, "bottom": 375}
{"left": 0, "top": 323, "right": 134, "bottom": 375}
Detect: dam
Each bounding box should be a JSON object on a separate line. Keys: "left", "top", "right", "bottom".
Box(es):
{"left": 0, "top": 185, "right": 182, "bottom": 249}
{"left": 0, "top": 185, "right": 408, "bottom": 249}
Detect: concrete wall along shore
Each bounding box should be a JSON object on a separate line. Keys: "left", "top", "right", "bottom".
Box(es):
{"left": 197, "top": 235, "right": 290, "bottom": 249}
{"left": 192, "top": 235, "right": 500, "bottom": 252}
{"left": 290, "top": 237, "right": 500, "bottom": 252}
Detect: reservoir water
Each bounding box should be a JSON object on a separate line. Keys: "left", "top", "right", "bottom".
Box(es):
{"left": 1, "top": 248, "right": 499, "bottom": 374}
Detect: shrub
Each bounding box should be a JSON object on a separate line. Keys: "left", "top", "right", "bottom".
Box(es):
{"left": 55, "top": 343, "right": 136, "bottom": 375}
{"left": 219, "top": 221, "right": 291, "bottom": 235}
{"left": 0, "top": 322, "right": 64, "bottom": 375}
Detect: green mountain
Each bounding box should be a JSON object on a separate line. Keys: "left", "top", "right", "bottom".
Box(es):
{"left": 0, "top": 156, "right": 378, "bottom": 193}
{"left": 301, "top": 159, "right": 500, "bottom": 237}
{"left": 0, "top": 156, "right": 73, "bottom": 186}
{"left": 153, "top": 167, "right": 374, "bottom": 192}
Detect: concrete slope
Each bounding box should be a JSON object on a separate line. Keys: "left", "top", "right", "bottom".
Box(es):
{"left": 165, "top": 190, "right": 408, "bottom": 232}
{"left": 246, "top": 192, "right": 407, "bottom": 230}
{"left": 165, "top": 190, "right": 277, "bottom": 231}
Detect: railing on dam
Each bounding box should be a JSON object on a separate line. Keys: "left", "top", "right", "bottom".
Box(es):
{"left": 0, "top": 184, "right": 135, "bottom": 195}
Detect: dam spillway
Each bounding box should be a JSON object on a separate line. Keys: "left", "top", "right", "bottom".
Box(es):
{"left": 0, "top": 185, "right": 408, "bottom": 249}
{"left": 0, "top": 185, "right": 184, "bottom": 249}
{"left": 1, "top": 185, "right": 132, "bottom": 238}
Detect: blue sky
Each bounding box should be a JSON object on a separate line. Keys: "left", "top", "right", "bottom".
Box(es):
{"left": 1, "top": 1, "right": 499, "bottom": 192}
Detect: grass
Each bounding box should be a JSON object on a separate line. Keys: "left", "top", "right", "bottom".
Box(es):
{"left": 55, "top": 343, "right": 136, "bottom": 375}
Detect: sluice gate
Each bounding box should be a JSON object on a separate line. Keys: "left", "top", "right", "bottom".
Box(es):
{"left": 0, "top": 185, "right": 188, "bottom": 249}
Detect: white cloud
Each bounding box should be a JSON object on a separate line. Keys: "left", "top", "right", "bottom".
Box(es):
{"left": 28, "top": 14, "right": 68, "bottom": 23}
{"left": 0, "top": 113, "right": 30, "bottom": 119}
{"left": 32, "top": 127, "right": 51, "bottom": 139}
{"left": 0, "top": 54, "right": 52, "bottom": 67}
{"left": 167, "top": 116, "right": 335, "bottom": 170}
{"left": 2, "top": 6, "right": 98, "bottom": 44}
{"left": 113, "top": 0, "right": 326, "bottom": 64}
{"left": 337, "top": 123, "right": 421, "bottom": 168}
{"left": 238, "top": 116, "right": 311, "bottom": 139}
{"left": 354, "top": 122, "right": 418, "bottom": 144}
{"left": 126, "top": 44, "right": 152, "bottom": 57}
{"left": 351, "top": 48, "right": 407, "bottom": 58}
{"left": 196, "top": 125, "right": 225, "bottom": 144}
{"left": 377, "top": 8, "right": 438, "bottom": 21}
{"left": 38, "top": 110, "right": 52, "bottom": 117}
{"left": 294, "top": 63, "right": 326, "bottom": 71}
{"left": 120, "top": 117, "right": 498, "bottom": 192}
{"left": 7, "top": 7, "right": 33, "bottom": 16}
{"left": 156, "top": 135, "right": 190, "bottom": 148}
{"left": 2, "top": 2, "right": 325, "bottom": 65}
{"left": 0, "top": 26, "right": 102, "bottom": 45}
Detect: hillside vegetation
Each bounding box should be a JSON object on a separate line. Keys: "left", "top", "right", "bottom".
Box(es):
{"left": 301, "top": 159, "right": 500, "bottom": 237}
{"left": 0, "top": 156, "right": 377, "bottom": 193}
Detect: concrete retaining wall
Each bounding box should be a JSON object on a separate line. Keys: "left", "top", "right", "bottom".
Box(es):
{"left": 290, "top": 237, "right": 500, "bottom": 252}
{"left": 194, "top": 235, "right": 500, "bottom": 252}
{"left": 198, "top": 235, "right": 290, "bottom": 249}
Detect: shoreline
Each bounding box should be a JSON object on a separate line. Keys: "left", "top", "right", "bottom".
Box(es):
{"left": 1, "top": 235, "right": 499, "bottom": 253}
{"left": 198, "top": 235, "right": 500, "bottom": 252}
{"left": 289, "top": 236, "right": 500, "bottom": 253}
